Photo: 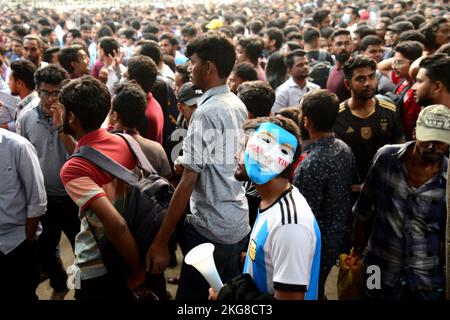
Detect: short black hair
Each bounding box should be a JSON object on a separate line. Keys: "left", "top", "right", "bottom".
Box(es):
{"left": 264, "top": 27, "right": 284, "bottom": 50}
{"left": 186, "top": 32, "right": 236, "bottom": 79}
{"left": 97, "top": 25, "right": 113, "bottom": 38}
{"left": 303, "top": 27, "right": 321, "bottom": 44}
{"left": 343, "top": 55, "right": 377, "bottom": 80}
{"left": 301, "top": 89, "right": 339, "bottom": 132}
{"left": 420, "top": 17, "right": 449, "bottom": 52}
{"left": 175, "top": 63, "right": 190, "bottom": 84}
{"left": 127, "top": 55, "right": 158, "bottom": 93}
{"left": 398, "top": 30, "right": 426, "bottom": 47}
{"left": 313, "top": 9, "right": 330, "bottom": 26}
{"left": 142, "top": 23, "right": 160, "bottom": 34}
{"left": 243, "top": 115, "right": 301, "bottom": 179}
{"left": 285, "top": 49, "right": 307, "bottom": 69}
{"left": 136, "top": 40, "right": 162, "bottom": 65}
{"left": 159, "top": 32, "right": 179, "bottom": 47}
{"left": 394, "top": 40, "right": 423, "bottom": 62}
{"left": 10, "top": 59, "right": 36, "bottom": 90}
{"left": 80, "top": 23, "right": 92, "bottom": 31}
{"left": 58, "top": 45, "right": 84, "bottom": 74}
{"left": 59, "top": 76, "right": 111, "bottom": 132}
{"left": 237, "top": 36, "right": 264, "bottom": 65}
{"left": 112, "top": 81, "right": 147, "bottom": 128}
{"left": 99, "top": 36, "right": 119, "bottom": 56}
{"left": 40, "top": 27, "right": 53, "bottom": 37}
{"left": 238, "top": 80, "right": 275, "bottom": 117}
{"left": 276, "top": 107, "right": 300, "bottom": 124}
{"left": 34, "top": 64, "right": 68, "bottom": 88}
{"left": 43, "top": 47, "right": 60, "bottom": 63}
{"left": 248, "top": 20, "right": 264, "bottom": 35}
{"left": 181, "top": 26, "right": 197, "bottom": 38}
{"left": 419, "top": 53, "right": 450, "bottom": 92}
{"left": 232, "top": 62, "right": 258, "bottom": 82}
{"left": 360, "top": 35, "right": 383, "bottom": 52}
{"left": 331, "top": 28, "right": 351, "bottom": 41}
{"left": 121, "top": 28, "right": 135, "bottom": 40}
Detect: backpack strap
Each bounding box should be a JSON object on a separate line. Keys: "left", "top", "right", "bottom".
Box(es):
{"left": 115, "top": 133, "right": 157, "bottom": 175}
{"left": 71, "top": 145, "right": 139, "bottom": 186}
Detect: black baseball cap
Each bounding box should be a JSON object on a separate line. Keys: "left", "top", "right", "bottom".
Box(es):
{"left": 178, "top": 82, "right": 203, "bottom": 106}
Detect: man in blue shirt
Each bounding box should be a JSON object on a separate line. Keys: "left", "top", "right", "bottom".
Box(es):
{"left": 0, "top": 128, "right": 47, "bottom": 301}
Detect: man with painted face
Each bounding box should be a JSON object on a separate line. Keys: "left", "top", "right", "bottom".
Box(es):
{"left": 210, "top": 116, "right": 321, "bottom": 300}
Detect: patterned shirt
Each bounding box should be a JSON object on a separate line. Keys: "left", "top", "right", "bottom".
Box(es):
{"left": 294, "top": 136, "right": 355, "bottom": 270}
{"left": 354, "top": 142, "right": 448, "bottom": 291}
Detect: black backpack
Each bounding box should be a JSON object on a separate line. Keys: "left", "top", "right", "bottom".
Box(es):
{"left": 308, "top": 51, "right": 332, "bottom": 89}
{"left": 70, "top": 133, "right": 174, "bottom": 295}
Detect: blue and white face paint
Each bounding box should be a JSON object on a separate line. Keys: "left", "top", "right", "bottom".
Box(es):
{"left": 244, "top": 122, "right": 298, "bottom": 185}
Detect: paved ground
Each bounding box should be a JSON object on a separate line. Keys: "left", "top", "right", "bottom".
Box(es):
{"left": 37, "top": 234, "right": 339, "bottom": 300}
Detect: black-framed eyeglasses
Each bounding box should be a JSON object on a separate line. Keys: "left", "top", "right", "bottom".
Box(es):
{"left": 39, "top": 89, "right": 60, "bottom": 98}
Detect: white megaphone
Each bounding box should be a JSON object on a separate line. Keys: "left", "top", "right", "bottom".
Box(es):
{"left": 184, "top": 243, "right": 223, "bottom": 292}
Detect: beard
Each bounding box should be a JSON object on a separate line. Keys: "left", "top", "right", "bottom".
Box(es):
{"left": 416, "top": 94, "right": 433, "bottom": 108}
{"left": 299, "top": 119, "right": 310, "bottom": 141}
{"left": 335, "top": 51, "right": 350, "bottom": 64}
{"left": 419, "top": 150, "right": 444, "bottom": 164}
{"left": 234, "top": 164, "right": 249, "bottom": 182}
{"left": 355, "top": 88, "right": 375, "bottom": 101}
{"left": 62, "top": 113, "right": 75, "bottom": 136}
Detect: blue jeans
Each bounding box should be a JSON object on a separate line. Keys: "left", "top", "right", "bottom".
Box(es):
{"left": 176, "top": 221, "right": 247, "bottom": 300}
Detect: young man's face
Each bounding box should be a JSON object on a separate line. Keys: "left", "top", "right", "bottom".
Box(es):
{"left": 363, "top": 44, "right": 383, "bottom": 63}
{"left": 188, "top": 53, "right": 208, "bottom": 91}
{"left": 227, "top": 71, "right": 243, "bottom": 94}
{"left": 38, "top": 82, "right": 60, "bottom": 116}
{"left": 73, "top": 49, "right": 91, "bottom": 76}
{"left": 160, "top": 39, "right": 174, "bottom": 56}
{"left": 435, "top": 21, "right": 450, "bottom": 47}
{"left": 413, "top": 68, "right": 434, "bottom": 107}
{"left": 392, "top": 51, "right": 411, "bottom": 79}
{"left": 347, "top": 66, "right": 377, "bottom": 101}
{"left": 8, "top": 73, "right": 19, "bottom": 96}
{"left": 289, "top": 55, "right": 309, "bottom": 80}
{"left": 331, "top": 34, "right": 352, "bottom": 63}
{"left": 23, "top": 39, "right": 42, "bottom": 66}
{"left": 235, "top": 45, "right": 249, "bottom": 64}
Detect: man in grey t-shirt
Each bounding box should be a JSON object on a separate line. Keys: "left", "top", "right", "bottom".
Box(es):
{"left": 147, "top": 33, "right": 250, "bottom": 300}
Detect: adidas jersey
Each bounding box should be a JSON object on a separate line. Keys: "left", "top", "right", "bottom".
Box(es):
{"left": 243, "top": 186, "right": 321, "bottom": 300}
{"left": 333, "top": 98, "right": 404, "bottom": 181}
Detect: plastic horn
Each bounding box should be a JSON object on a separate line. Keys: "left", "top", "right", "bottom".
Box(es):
{"left": 184, "top": 243, "right": 223, "bottom": 292}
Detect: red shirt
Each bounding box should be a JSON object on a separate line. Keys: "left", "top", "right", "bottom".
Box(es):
{"left": 142, "top": 93, "right": 164, "bottom": 145}
{"left": 60, "top": 128, "right": 135, "bottom": 210}
{"left": 395, "top": 79, "right": 421, "bottom": 141}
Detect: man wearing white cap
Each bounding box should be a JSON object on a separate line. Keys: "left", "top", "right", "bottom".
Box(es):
{"left": 353, "top": 104, "right": 450, "bottom": 300}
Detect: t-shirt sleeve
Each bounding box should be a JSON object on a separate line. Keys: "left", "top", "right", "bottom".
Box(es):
{"left": 60, "top": 158, "right": 106, "bottom": 210}
{"left": 270, "top": 223, "right": 316, "bottom": 292}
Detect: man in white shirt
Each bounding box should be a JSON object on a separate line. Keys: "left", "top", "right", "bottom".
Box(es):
{"left": 272, "top": 49, "right": 319, "bottom": 113}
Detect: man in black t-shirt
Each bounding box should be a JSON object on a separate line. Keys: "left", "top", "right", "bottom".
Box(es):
{"left": 333, "top": 55, "right": 404, "bottom": 185}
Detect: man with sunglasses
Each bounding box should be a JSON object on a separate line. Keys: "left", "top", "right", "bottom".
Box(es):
{"left": 19, "top": 64, "right": 79, "bottom": 300}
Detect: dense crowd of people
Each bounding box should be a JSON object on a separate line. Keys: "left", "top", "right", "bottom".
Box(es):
{"left": 0, "top": 0, "right": 450, "bottom": 301}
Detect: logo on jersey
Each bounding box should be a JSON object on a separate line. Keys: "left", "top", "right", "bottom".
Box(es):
{"left": 361, "top": 127, "right": 373, "bottom": 140}
{"left": 249, "top": 239, "right": 257, "bottom": 261}
{"left": 346, "top": 126, "right": 355, "bottom": 134}
{"left": 379, "top": 118, "right": 389, "bottom": 133}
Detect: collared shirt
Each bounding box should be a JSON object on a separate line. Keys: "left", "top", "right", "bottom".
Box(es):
{"left": 19, "top": 105, "right": 69, "bottom": 196}
{"left": 15, "top": 91, "right": 40, "bottom": 135}
{"left": 272, "top": 77, "right": 320, "bottom": 113}
{"left": 0, "top": 128, "right": 47, "bottom": 255}
{"left": 294, "top": 136, "right": 356, "bottom": 268}
{"left": 178, "top": 85, "right": 250, "bottom": 244}
{"left": 354, "top": 142, "right": 448, "bottom": 291}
